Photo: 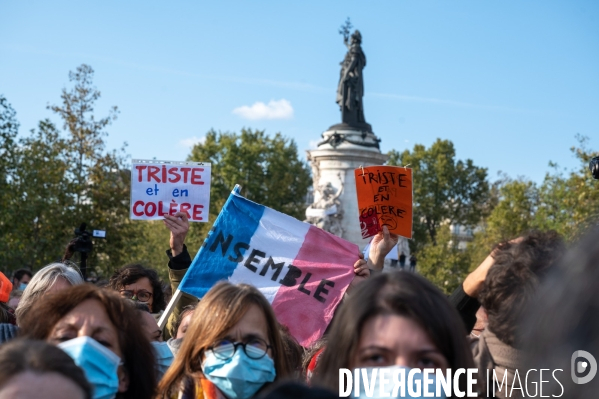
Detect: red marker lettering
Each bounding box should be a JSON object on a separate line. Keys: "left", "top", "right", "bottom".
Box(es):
{"left": 133, "top": 201, "right": 144, "bottom": 216}
{"left": 144, "top": 202, "right": 157, "bottom": 216}
{"left": 191, "top": 168, "right": 204, "bottom": 185}
{"left": 180, "top": 203, "right": 191, "bottom": 219}
{"left": 168, "top": 167, "right": 181, "bottom": 183}
{"left": 193, "top": 204, "right": 203, "bottom": 220}
{"left": 180, "top": 167, "right": 191, "bottom": 183}
{"left": 157, "top": 201, "right": 167, "bottom": 216}
{"left": 135, "top": 166, "right": 147, "bottom": 182}
{"left": 169, "top": 200, "right": 178, "bottom": 216}
{"left": 147, "top": 166, "right": 160, "bottom": 183}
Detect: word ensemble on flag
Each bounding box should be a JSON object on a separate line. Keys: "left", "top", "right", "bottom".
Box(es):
{"left": 179, "top": 186, "right": 359, "bottom": 346}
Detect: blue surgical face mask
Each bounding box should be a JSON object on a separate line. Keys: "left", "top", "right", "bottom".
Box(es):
{"left": 351, "top": 367, "right": 447, "bottom": 399}
{"left": 202, "top": 348, "right": 276, "bottom": 399}
{"left": 18, "top": 283, "right": 27, "bottom": 291}
{"left": 58, "top": 336, "right": 122, "bottom": 399}
{"left": 152, "top": 341, "right": 174, "bottom": 379}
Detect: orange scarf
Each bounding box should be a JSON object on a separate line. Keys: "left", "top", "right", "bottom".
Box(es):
{"left": 178, "top": 377, "right": 225, "bottom": 399}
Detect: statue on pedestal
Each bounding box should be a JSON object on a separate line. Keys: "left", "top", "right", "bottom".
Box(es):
{"left": 327, "top": 19, "right": 372, "bottom": 134}
{"left": 337, "top": 30, "right": 367, "bottom": 128}
{"left": 305, "top": 176, "right": 345, "bottom": 238}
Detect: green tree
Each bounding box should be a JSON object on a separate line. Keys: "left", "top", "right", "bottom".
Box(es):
{"left": 467, "top": 178, "right": 539, "bottom": 267}
{"left": 0, "top": 95, "right": 20, "bottom": 253}
{"left": 48, "top": 64, "right": 120, "bottom": 206}
{"left": 388, "top": 139, "right": 489, "bottom": 249}
{"left": 129, "top": 220, "right": 172, "bottom": 280}
{"left": 45, "top": 64, "right": 136, "bottom": 276}
{"left": 468, "top": 135, "right": 599, "bottom": 269}
{"left": 0, "top": 66, "right": 141, "bottom": 276}
{"left": 417, "top": 224, "right": 471, "bottom": 294}
{"left": 534, "top": 135, "right": 599, "bottom": 239}
{"left": 187, "top": 129, "right": 312, "bottom": 251}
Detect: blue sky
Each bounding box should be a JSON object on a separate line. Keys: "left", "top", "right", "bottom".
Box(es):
{"left": 1, "top": 0, "right": 597, "bottom": 183}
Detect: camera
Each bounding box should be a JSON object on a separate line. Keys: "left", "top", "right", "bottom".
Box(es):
{"left": 70, "top": 223, "right": 106, "bottom": 279}
{"left": 73, "top": 223, "right": 94, "bottom": 253}
{"left": 73, "top": 223, "right": 106, "bottom": 253}
{"left": 590, "top": 156, "right": 599, "bottom": 180}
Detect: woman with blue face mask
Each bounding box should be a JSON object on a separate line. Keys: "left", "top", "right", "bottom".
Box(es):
{"left": 19, "top": 284, "right": 157, "bottom": 399}
{"left": 156, "top": 282, "right": 291, "bottom": 399}
{"left": 312, "top": 272, "right": 478, "bottom": 398}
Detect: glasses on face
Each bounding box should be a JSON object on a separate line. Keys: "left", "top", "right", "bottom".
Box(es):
{"left": 119, "top": 289, "right": 153, "bottom": 302}
{"left": 208, "top": 338, "right": 272, "bottom": 360}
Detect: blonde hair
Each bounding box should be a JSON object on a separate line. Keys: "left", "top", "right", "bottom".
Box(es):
{"left": 156, "top": 282, "right": 290, "bottom": 398}
{"left": 15, "top": 262, "right": 84, "bottom": 324}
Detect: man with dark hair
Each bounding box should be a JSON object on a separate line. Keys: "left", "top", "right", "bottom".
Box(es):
{"left": 450, "top": 230, "right": 565, "bottom": 398}
{"left": 11, "top": 269, "right": 32, "bottom": 292}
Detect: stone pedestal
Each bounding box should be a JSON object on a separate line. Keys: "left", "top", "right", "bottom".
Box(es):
{"left": 306, "top": 127, "right": 388, "bottom": 249}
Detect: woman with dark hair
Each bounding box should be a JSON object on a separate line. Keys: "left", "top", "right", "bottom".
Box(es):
{"left": 109, "top": 212, "right": 199, "bottom": 340}
{"left": 156, "top": 282, "right": 291, "bottom": 399}
{"left": 0, "top": 338, "right": 92, "bottom": 399}
{"left": 19, "top": 284, "right": 156, "bottom": 399}
{"left": 313, "top": 272, "right": 475, "bottom": 396}
{"left": 108, "top": 264, "right": 166, "bottom": 314}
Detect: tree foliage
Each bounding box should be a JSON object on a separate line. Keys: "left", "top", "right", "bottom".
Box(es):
{"left": 469, "top": 135, "right": 599, "bottom": 268}
{"left": 186, "top": 129, "right": 312, "bottom": 249}
{"left": 0, "top": 96, "right": 20, "bottom": 231}
{"left": 534, "top": 135, "right": 599, "bottom": 238}
{"left": 0, "top": 65, "right": 138, "bottom": 276}
{"left": 388, "top": 139, "right": 489, "bottom": 249}
{"left": 417, "top": 225, "right": 471, "bottom": 294}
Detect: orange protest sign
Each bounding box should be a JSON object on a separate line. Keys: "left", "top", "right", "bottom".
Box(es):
{"left": 354, "top": 166, "right": 413, "bottom": 239}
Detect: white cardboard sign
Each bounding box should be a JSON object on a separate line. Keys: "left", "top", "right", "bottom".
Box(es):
{"left": 130, "top": 160, "right": 211, "bottom": 222}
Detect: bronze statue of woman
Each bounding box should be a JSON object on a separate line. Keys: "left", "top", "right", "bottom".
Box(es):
{"left": 336, "top": 30, "right": 368, "bottom": 129}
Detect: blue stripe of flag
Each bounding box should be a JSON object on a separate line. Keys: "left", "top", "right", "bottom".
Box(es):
{"left": 179, "top": 191, "right": 265, "bottom": 298}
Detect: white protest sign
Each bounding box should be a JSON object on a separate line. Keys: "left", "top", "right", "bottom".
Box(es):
{"left": 130, "top": 160, "right": 211, "bottom": 222}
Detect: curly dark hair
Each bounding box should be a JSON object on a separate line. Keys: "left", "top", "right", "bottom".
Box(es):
{"left": 479, "top": 230, "right": 565, "bottom": 347}
{"left": 107, "top": 264, "right": 166, "bottom": 312}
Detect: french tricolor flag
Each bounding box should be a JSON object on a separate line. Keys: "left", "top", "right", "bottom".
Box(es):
{"left": 179, "top": 186, "right": 359, "bottom": 346}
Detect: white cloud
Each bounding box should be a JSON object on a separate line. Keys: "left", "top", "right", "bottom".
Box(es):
{"left": 232, "top": 99, "right": 294, "bottom": 120}
{"left": 179, "top": 136, "right": 205, "bottom": 148}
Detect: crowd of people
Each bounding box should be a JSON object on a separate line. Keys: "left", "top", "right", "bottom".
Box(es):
{"left": 0, "top": 210, "right": 598, "bottom": 399}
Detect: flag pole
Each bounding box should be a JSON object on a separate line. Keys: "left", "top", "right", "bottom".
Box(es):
{"left": 158, "top": 288, "right": 183, "bottom": 330}
{"left": 158, "top": 185, "right": 242, "bottom": 331}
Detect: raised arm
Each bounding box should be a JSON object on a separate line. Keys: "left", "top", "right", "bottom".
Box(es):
{"left": 367, "top": 226, "right": 399, "bottom": 272}
{"left": 162, "top": 212, "right": 198, "bottom": 339}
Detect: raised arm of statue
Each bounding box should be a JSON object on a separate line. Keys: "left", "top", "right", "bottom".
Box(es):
{"left": 331, "top": 174, "right": 344, "bottom": 201}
